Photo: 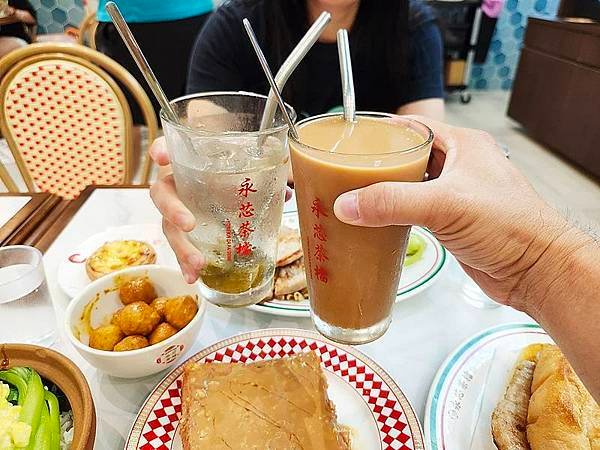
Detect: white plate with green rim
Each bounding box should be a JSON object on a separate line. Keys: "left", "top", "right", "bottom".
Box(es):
{"left": 248, "top": 210, "right": 447, "bottom": 317}
{"left": 424, "top": 323, "right": 554, "bottom": 450}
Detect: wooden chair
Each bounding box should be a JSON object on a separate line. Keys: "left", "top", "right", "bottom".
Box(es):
{"left": 0, "top": 43, "right": 157, "bottom": 199}
{"left": 77, "top": 11, "right": 98, "bottom": 50}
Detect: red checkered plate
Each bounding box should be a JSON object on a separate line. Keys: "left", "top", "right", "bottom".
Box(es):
{"left": 126, "top": 328, "right": 424, "bottom": 450}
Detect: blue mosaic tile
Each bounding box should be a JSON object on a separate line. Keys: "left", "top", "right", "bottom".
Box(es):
{"left": 67, "top": 6, "right": 84, "bottom": 25}
{"left": 494, "top": 53, "right": 506, "bottom": 64}
{"left": 514, "top": 26, "right": 525, "bottom": 40}
{"left": 29, "top": 0, "right": 84, "bottom": 34}
{"left": 510, "top": 12, "right": 523, "bottom": 26}
{"left": 35, "top": 7, "right": 53, "bottom": 28}
{"left": 471, "top": 0, "right": 560, "bottom": 90}
{"left": 475, "top": 78, "right": 488, "bottom": 89}
{"left": 535, "top": 0, "right": 548, "bottom": 13}
{"left": 51, "top": 7, "right": 67, "bottom": 23}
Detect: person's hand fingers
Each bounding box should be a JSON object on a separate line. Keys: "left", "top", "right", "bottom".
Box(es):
{"left": 287, "top": 162, "right": 294, "bottom": 186}
{"left": 427, "top": 148, "right": 446, "bottom": 180}
{"left": 401, "top": 115, "right": 453, "bottom": 154}
{"left": 150, "top": 174, "right": 195, "bottom": 232}
{"left": 162, "top": 220, "right": 203, "bottom": 283}
{"left": 148, "top": 136, "right": 170, "bottom": 166}
{"left": 334, "top": 180, "right": 445, "bottom": 228}
{"left": 334, "top": 115, "right": 458, "bottom": 228}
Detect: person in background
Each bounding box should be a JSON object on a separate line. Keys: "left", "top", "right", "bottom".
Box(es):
{"left": 187, "top": 0, "right": 445, "bottom": 120}
{"left": 0, "top": 0, "right": 35, "bottom": 58}
{"left": 475, "top": 0, "right": 505, "bottom": 63}
{"left": 0, "top": 0, "right": 76, "bottom": 61}
{"left": 149, "top": 0, "right": 443, "bottom": 273}
{"left": 95, "top": 0, "right": 214, "bottom": 122}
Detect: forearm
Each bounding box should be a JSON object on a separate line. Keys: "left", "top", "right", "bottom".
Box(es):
{"left": 14, "top": 9, "right": 36, "bottom": 25}
{"left": 397, "top": 98, "right": 445, "bottom": 121}
{"left": 518, "top": 224, "right": 600, "bottom": 401}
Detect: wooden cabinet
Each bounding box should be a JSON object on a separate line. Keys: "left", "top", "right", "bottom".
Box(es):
{"left": 507, "top": 18, "right": 600, "bottom": 178}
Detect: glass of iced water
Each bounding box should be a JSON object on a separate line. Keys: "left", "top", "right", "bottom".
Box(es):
{"left": 161, "top": 92, "right": 295, "bottom": 307}
{"left": 0, "top": 246, "right": 57, "bottom": 346}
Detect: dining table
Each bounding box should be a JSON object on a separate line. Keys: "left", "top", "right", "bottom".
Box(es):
{"left": 39, "top": 186, "right": 533, "bottom": 449}
{"left": 0, "top": 192, "right": 61, "bottom": 246}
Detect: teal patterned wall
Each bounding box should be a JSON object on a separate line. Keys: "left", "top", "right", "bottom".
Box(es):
{"left": 29, "top": 0, "right": 85, "bottom": 34}
{"left": 470, "top": 0, "right": 561, "bottom": 89}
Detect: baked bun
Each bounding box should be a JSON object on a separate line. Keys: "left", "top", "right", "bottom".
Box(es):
{"left": 527, "top": 345, "right": 600, "bottom": 449}
{"left": 276, "top": 226, "right": 302, "bottom": 267}
{"left": 86, "top": 240, "right": 156, "bottom": 280}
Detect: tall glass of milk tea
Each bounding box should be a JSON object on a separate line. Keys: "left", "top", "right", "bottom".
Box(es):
{"left": 289, "top": 113, "right": 433, "bottom": 344}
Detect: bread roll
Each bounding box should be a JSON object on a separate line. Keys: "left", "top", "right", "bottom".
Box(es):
{"left": 527, "top": 345, "right": 600, "bottom": 449}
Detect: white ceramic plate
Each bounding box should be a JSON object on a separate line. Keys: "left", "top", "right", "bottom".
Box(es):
{"left": 126, "top": 328, "right": 425, "bottom": 450}
{"left": 424, "top": 323, "right": 554, "bottom": 450}
{"left": 57, "top": 224, "right": 178, "bottom": 298}
{"left": 248, "top": 210, "right": 448, "bottom": 317}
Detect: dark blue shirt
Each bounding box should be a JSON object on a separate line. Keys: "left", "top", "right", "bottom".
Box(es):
{"left": 187, "top": 0, "right": 443, "bottom": 118}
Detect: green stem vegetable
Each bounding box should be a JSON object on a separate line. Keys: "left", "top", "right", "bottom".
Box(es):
{"left": 44, "top": 390, "right": 61, "bottom": 450}
{"left": 0, "top": 367, "right": 47, "bottom": 449}
{"left": 20, "top": 371, "right": 45, "bottom": 450}
{"left": 31, "top": 403, "right": 51, "bottom": 450}
{"left": 0, "top": 369, "right": 28, "bottom": 405}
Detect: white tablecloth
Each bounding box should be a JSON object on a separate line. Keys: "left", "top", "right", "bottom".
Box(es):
{"left": 42, "top": 188, "right": 532, "bottom": 449}
{"left": 0, "top": 196, "right": 30, "bottom": 229}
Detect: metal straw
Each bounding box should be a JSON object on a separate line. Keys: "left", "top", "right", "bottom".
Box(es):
{"left": 243, "top": 18, "right": 299, "bottom": 140}
{"left": 337, "top": 29, "right": 356, "bottom": 122}
{"left": 258, "top": 11, "right": 331, "bottom": 132}
{"left": 105, "top": 2, "right": 179, "bottom": 123}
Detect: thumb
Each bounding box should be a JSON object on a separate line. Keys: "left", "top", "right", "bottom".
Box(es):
{"left": 148, "top": 136, "right": 171, "bottom": 166}
{"left": 334, "top": 181, "right": 443, "bottom": 228}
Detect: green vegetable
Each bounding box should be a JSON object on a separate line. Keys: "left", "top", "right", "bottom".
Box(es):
{"left": 7, "top": 383, "right": 20, "bottom": 405}
{"left": 44, "top": 391, "right": 61, "bottom": 450}
{"left": 0, "top": 367, "right": 47, "bottom": 449}
{"left": 404, "top": 234, "right": 427, "bottom": 267}
{"left": 0, "top": 369, "right": 28, "bottom": 405}
{"left": 31, "top": 403, "right": 51, "bottom": 450}
{"left": 47, "top": 383, "right": 69, "bottom": 413}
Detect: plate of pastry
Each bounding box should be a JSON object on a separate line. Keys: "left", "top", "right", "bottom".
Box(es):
{"left": 248, "top": 210, "right": 447, "bottom": 317}
{"left": 57, "top": 224, "right": 178, "bottom": 298}
{"left": 126, "top": 328, "right": 425, "bottom": 450}
{"left": 424, "top": 322, "right": 599, "bottom": 449}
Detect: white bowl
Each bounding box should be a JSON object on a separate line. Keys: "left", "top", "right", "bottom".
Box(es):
{"left": 65, "top": 265, "right": 206, "bottom": 378}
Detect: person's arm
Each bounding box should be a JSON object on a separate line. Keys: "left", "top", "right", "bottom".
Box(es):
{"left": 333, "top": 116, "right": 600, "bottom": 401}
{"left": 395, "top": 20, "right": 445, "bottom": 121}
{"left": 512, "top": 226, "right": 600, "bottom": 400}
{"left": 12, "top": 8, "right": 35, "bottom": 25}
{"left": 398, "top": 98, "right": 444, "bottom": 121}
{"left": 9, "top": 0, "right": 35, "bottom": 24}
